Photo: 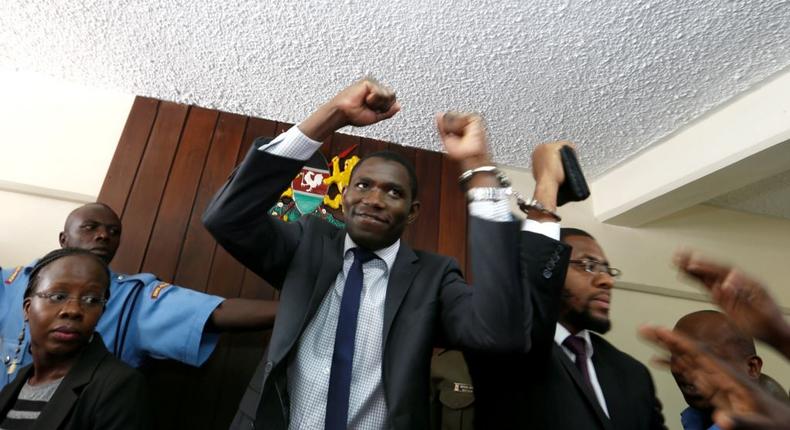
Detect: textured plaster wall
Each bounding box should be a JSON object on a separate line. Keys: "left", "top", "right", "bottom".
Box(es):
{"left": 1, "top": 0, "right": 789, "bottom": 175}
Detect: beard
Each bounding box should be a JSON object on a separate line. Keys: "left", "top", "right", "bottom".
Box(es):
{"left": 564, "top": 303, "right": 612, "bottom": 334}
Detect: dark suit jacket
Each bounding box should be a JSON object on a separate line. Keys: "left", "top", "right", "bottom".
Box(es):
{"left": 0, "top": 335, "right": 150, "bottom": 430}
{"left": 203, "top": 139, "right": 569, "bottom": 430}
{"left": 467, "top": 236, "right": 666, "bottom": 430}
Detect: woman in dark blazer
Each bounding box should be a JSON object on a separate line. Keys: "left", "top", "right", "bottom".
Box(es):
{"left": 0, "top": 248, "right": 150, "bottom": 430}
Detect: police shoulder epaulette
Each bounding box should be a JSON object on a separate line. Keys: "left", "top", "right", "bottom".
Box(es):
{"left": 151, "top": 282, "right": 170, "bottom": 299}
{"left": 5, "top": 266, "right": 23, "bottom": 285}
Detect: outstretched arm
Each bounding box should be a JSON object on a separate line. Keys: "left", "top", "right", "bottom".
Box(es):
{"left": 208, "top": 298, "right": 279, "bottom": 331}
{"left": 203, "top": 77, "right": 401, "bottom": 283}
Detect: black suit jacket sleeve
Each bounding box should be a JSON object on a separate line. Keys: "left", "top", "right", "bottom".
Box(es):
{"left": 437, "top": 216, "right": 525, "bottom": 351}
{"left": 522, "top": 230, "right": 570, "bottom": 356}
{"left": 203, "top": 138, "right": 306, "bottom": 288}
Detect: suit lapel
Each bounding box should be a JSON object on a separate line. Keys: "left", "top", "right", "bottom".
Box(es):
{"left": 591, "top": 337, "right": 626, "bottom": 428}
{"left": 302, "top": 231, "right": 346, "bottom": 331}
{"left": 0, "top": 365, "right": 32, "bottom": 417}
{"left": 33, "top": 337, "right": 108, "bottom": 430}
{"left": 382, "top": 243, "right": 419, "bottom": 348}
{"left": 554, "top": 344, "right": 614, "bottom": 430}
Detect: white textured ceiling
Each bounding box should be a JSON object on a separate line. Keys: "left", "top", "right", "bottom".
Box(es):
{"left": 1, "top": 0, "right": 790, "bottom": 174}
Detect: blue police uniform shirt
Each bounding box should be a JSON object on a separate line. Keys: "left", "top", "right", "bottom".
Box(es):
{"left": 681, "top": 406, "right": 721, "bottom": 430}
{"left": 0, "top": 262, "right": 224, "bottom": 388}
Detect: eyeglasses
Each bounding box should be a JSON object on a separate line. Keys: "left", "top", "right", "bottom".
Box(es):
{"left": 569, "top": 259, "right": 622, "bottom": 278}
{"left": 32, "top": 292, "right": 107, "bottom": 309}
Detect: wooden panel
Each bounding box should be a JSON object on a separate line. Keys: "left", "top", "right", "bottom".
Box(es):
{"left": 173, "top": 113, "right": 248, "bottom": 292}
{"left": 330, "top": 132, "right": 360, "bottom": 158}
{"left": 100, "top": 98, "right": 472, "bottom": 430}
{"left": 185, "top": 117, "right": 280, "bottom": 429}
{"left": 410, "top": 149, "right": 443, "bottom": 252}
{"left": 98, "top": 97, "right": 159, "bottom": 216}
{"left": 437, "top": 154, "right": 468, "bottom": 271}
{"left": 358, "top": 137, "right": 389, "bottom": 157}
{"left": 111, "top": 102, "right": 189, "bottom": 274}
{"left": 141, "top": 107, "right": 218, "bottom": 279}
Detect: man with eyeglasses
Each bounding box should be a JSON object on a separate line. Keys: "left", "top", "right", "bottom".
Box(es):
{"left": 466, "top": 227, "right": 666, "bottom": 429}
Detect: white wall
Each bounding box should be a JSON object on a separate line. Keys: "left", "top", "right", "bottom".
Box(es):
{"left": 501, "top": 166, "right": 790, "bottom": 429}
{"left": 0, "top": 68, "right": 133, "bottom": 266}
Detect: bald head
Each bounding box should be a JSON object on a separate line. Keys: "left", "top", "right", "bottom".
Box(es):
{"left": 674, "top": 310, "right": 756, "bottom": 361}
{"left": 59, "top": 203, "right": 122, "bottom": 264}
{"left": 672, "top": 310, "right": 762, "bottom": 411}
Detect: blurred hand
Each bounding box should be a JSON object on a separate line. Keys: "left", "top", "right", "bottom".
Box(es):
{"left": 640, "top": 325, "right": 790, "bottom": 430}
{"left": 674, "top": 251, "right": 790, "bottom": 357}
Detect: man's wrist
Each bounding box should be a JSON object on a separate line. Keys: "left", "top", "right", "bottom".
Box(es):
{"left": 533, "top": 180, "right": 559, "bottom": 212}
{"left": 298, "top": 103, "right": 348, "bottom": 142}
{"left": 459, "top": 155, "right": 493, "bottom": 172}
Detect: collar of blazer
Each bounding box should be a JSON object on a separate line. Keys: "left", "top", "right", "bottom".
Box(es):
{"left": 0, "top": 335, "right": 111, "bottom": 430}
{"left": 554, "top": 342, "right": 614, "bottom": 430}
{"left": 382, "top": 243, "right": 419, "bottom": 349}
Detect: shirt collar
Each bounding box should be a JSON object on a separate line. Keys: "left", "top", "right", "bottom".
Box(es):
{"left": 343, "top": 235, "right": 400, "bottom": 273}
{"left": 554, "top": 323, "right": 595, "bottom": 359}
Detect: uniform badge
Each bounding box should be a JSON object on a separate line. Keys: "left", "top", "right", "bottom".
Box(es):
{"left": 5, "top": 266, "right": 22, "bottom": 285}
{"left": 453, "top": 382, "right": 474, "bottom": 394}
{"left": 151, "top": 282, "right": 170, "bottom": 299}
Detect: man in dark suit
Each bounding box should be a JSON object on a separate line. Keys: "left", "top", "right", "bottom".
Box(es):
{"left": 468, "top": 228, "right": 666, "bottom": 430}
{"left": 202, "top": 78, "right": 570, "bottom": 430}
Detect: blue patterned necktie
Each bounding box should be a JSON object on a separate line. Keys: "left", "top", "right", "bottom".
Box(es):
{"left": 325, "top": 247, "right": 378, "bottom": 430}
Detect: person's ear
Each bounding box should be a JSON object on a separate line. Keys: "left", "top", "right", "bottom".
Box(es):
{"left": 23, "top": 298, "right": 31, "bottom": 321}
{"left": 746, "top": 355, "right": 763, "bottom": 379}
{"left": 407, "top": 200, "right": 421, "bottom": 224}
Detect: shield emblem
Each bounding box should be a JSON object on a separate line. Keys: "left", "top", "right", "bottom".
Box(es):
{"left": 290, "top": 153, "right": 330, "bottom": 214}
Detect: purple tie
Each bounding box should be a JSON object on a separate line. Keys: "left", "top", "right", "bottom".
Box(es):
{"left": 563, "top": 335, "right": 593, "bottom": 390}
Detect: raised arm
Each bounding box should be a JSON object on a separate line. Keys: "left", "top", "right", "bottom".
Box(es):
{"left": 203, "top": 78, "right": 400, "bottom": 283}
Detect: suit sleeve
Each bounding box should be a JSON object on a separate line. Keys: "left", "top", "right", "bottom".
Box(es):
{"left": 645, "top": 367, "right": 668, "bottom": 430}
{"left": 520, "top": 231, "right": 571, "bottom": 356}
{"left": 202, "top": 137, "right": 307, "bottom": 287}
{"left": 437, "top": 216, "right": 526, "bottom": 352}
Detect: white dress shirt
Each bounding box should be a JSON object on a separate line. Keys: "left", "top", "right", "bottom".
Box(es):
{"left": 554, "top": 323, "right": 610, "bottom": 417}
{"left": 261, "top": 125, "right": 560, "bottom": 429}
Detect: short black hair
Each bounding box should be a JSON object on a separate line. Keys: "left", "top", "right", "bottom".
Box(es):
{"left": 351, "top": 151, "right": 419, "bottom": 201}
{"left": 560, "top": 227, "right": 595, "bottom": 243}
{"left": 25, "top": 248, "right": 111, "bottom": 300}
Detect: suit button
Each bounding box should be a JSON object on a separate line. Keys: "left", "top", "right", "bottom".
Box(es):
{"left": 546, "top": 261, "right": 555, "bottom": 270}
{"left": 551, "top": 254, "right": 561, "bottom": 263}
{"left": 555, "top": 245, "right": 563, "bottom": 252}
{"left": 265, "top": 361, "right": 273, "bottom": 373}
{"left": 543, "top": 269, "right": 552, "bottom": 279}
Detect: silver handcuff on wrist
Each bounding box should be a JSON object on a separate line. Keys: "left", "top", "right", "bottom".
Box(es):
{"left": 459, "top": 165, "right": 561, "bottom": 222}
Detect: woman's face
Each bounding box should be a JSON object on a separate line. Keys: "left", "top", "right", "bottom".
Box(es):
{"left": 23, "top": 255, "right": 108, "bottom": 358}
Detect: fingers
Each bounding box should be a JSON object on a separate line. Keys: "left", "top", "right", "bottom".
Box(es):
{"left": 365, "top": 84, "right": 398, "bottom": 113}
{"left": 436, "top": 112, "right": 481, "bottom": 137}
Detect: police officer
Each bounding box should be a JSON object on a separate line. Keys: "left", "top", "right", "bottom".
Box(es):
{"left": 430, "top": 349, "right": 475, "bottom": 430}
{"left": 0, "top": 202, "right": 278, "bottom": 386}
